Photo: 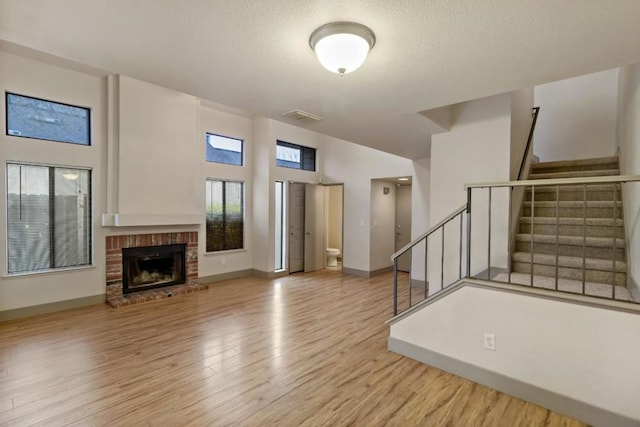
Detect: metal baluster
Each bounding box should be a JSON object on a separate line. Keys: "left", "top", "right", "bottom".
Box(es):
{"left": 530, "top": 185, "right": 535, "bottom": 287}
{"left": 612, "top": 183, "right": 617, "bottom": 299}
{"left": 425, "top": 237, "right": 429, "bottom": 299}
{"left": 466, "top": 189, "right": 472, "bottom": 278}
{"left": 408, "top": 249, "right": 412, "bottom": 308}
{"left": 441, "top": 226, "right": 445, "bottom": 290}
{"left": 393, "top": 258, "right": 398, "bottom": 315}
{"left": 507, "top": 186, "right": 512, "bottom": 284}
{"left": 487, "top": 187, "right": 492, "bottom": 280}
{"left": 582, "top": 184, "right": 587, "bottom": 294}
{"left": 459, "top": 212, "right": 463, "bottom": 280}
{"left": 555, "top": 185, "right": 560, "bottom": 291}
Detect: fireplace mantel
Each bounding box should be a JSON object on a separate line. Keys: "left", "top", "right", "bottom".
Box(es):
{"left": 101, "top": 213, "right": 202, "bottom": 227}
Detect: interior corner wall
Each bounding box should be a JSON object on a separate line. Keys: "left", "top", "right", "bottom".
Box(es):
{"left": 533, "top": 69, "right": 619, "bottom": 162}
{"left": 322, "top": 138, "right": 413, "bottom": 274}
{"left": 616, "top": 64, "right": 640, "bottom": 299}
{"left": 370, "top": 181, "right": 396, "bottom": 271}
{"left": 429, "top": 94, "right": 511, "bottom": 282}
{"left": 410, "top": 157, "right": 430, "bottom": 280}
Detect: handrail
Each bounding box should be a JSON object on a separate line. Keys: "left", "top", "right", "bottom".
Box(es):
{"left": 516, "top": 107, "right": 540, "bottom": 181}
{"left": 391, "top": 204, "right": 467, "bottom": 260}
{"left": 465, "top": 174, "right": 640, "bottom": 190}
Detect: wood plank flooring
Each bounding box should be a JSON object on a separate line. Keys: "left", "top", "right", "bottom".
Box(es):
{"left": 0, "top": 270, "right": 586, "bottom": 426}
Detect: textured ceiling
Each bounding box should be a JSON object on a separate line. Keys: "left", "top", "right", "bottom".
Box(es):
{"left": 2, "top": 0, "right": 640, "bottom": 159}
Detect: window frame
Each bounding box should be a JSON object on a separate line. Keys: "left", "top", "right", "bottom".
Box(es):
{"left": 5, "top": 92, "right": 92, "bottom": 146}
{"left": 5, "top": 161, "right": 93, "bottom": 276}
{"left": 204, "top": 178, "right": 245, "bottom": 253}
{"left": 205, "top": 132, "right": 244, "bottom": 166}
{"left": 276, "top": 140, "right": 316, "bottom": 172}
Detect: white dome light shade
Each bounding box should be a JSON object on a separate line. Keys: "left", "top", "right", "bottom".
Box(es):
{"left": 310, "top": 22, "right": 375, "bottom": 76}
{"left": 314, "top": 33, "right": 370, "bottom": 75}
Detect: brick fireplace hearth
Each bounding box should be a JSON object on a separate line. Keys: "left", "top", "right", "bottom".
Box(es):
{"left": 105, "top": 232, "right": 207, "bottom": 307}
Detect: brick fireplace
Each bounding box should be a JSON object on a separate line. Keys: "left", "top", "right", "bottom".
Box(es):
{"left": 105, "top": 232, "right": 207, "bottom": 307}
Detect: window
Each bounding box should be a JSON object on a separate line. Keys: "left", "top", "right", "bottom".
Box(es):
{"left": 276, "top": 140, "right": 316, "bottom": 171}
{"left": 206, "top": 133, "right": 243, "bottom": 166}
{"left": 274, "top": 181, "right": 286, "bottom": 270}
{"left": 205, "top": 179, "right": 244, "bottom": 252}
{"left": 6, "top": 93, "right": 91, "bottom": 145}
{"left": 6, "top": 163, "right": 92, "bottom": 274}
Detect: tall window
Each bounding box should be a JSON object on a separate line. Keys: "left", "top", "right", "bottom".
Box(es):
{"left": 6, "top": 93, "right": 91, "bottom": 145}
{"left": 274, "top": 181, "right": 286, "bottom": 271}
{"left": 6, "top": 163, "right": 92, "bottom": 274}
{"left": 206, "top": 133, "right": 243, "bottom": 166}
{"left": 276, "top": 140, "right": 316, "bottom": 171}
{"left": 205, "top": 179, "right": 244, "bottom": 252}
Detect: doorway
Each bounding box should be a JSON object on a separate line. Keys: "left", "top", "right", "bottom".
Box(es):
{"left": 286, "top": 182, "right": 343, "bottom": 274}
{"left": 395, "top": 183, "right": 412, "bottom": 272}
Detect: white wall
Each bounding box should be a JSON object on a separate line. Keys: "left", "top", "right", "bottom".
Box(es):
{"left": 115, "top": 76, "right": 201, "bottom": 225}
{"left": 322, "top": 136, "right": 414, "bottom": 273}
{"left": 199, "top": 103, "right": 254, "bottom": 277}
{"left": 409, "top": 158, "right": 430, "bottom": 281}
{"left": 0, "top": 51, "right": 107, "bottom": 310}
{"left": 510, "top": 89, "right": 535, "bottom": 180}
{"left": 370, "top": 181, "right": 396, "bottom": 271}
{"left": 616, "top": 64, "right": 640, "bottom": 299}
{"left": 534, "top": 69, "right": 619, "bottom": 161}
{"left": 429, "top": 94, "right": 512, "bottom": 285}
{"left": 390, "top": 285, "right": 640, "bottom": 422}
{"left": 325, "top": 185, "right": 343, "bottom": 251}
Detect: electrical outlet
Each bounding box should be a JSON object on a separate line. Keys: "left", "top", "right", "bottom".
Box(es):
{"left": 484, "top": 333, "right": 496, "bottom": 351}
{"left": 221, "top": 257, "right": 226, "bottom": 265}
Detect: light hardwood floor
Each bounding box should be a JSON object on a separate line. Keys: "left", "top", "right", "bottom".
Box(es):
{"left": 0, "top": 270, "right": 585, "bottom": 426}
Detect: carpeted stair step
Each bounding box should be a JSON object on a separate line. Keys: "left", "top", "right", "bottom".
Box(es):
{"left": 530, "top": 156, "right": 619, "bottom": 174}
{"left": 523, "top": 200, "right": 622, "bottom": 218}
{"left": 515, "top": 234, "right": 625, "bottom": 261}
{"left": 529, "top": 169, "right": 619, "bottom": 180}
{"left": 525, "top": 184, "right": 620, "bottom": 202}
{"left": 512, "top": 252, "right": 626, "bottom": 286}
{"left": 519, "top": 217, "right": 623, "bottom": 238}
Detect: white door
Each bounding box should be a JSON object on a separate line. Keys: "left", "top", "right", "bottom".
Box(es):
{"left": 289, "top": 183, "right": 305, "bottom": 273}
{"left": 395, "top": 184, "right": 412, "bottom": 272}
{"left": 304, "top": 184, "right": 325, "bottom": 272}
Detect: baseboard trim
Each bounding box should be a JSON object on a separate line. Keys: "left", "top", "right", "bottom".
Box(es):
{"left": 370, "top": 266, "right": 392, "bottom": 276}
{"left": 628, "top": 273, "right": 640, "bottom": 302}
{"left": 0, "top": 294, "right": 105, "bottom": 322}
{"left": 342, "top": 266, "right": 393, "bottom": 278}
{"left": 388, "top": 337, "right": 638, "bottom": 427}
{"left": 410, "top": 278, "right": 427, "bottom": 289}
{"left": 342, "top": 267, "right": 370, "bottom": 277}
{"left": 198, "top": 269, "right": 254, "bottom": 284}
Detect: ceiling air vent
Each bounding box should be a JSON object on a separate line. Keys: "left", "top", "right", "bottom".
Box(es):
{"left": 281, "top": 109, "right": 323, "bottom": 122}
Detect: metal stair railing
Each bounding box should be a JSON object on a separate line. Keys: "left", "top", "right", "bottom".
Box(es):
{"left": 391, "top": 204, "right": 467, "bottom": 316}
{"left": 465, "top": 174, "right": 640, "bottom": 302}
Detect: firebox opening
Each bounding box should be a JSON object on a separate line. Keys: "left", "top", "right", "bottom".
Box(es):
{"left": 122, "top": 244, "right": 186, "bottom": 294}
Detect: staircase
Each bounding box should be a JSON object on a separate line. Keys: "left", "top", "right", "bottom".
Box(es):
{"left": 511, "top": 156, "right": 630, "bottom": 300}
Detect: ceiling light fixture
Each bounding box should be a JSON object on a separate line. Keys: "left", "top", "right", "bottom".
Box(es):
{"left": 309, "top": 22, "right": 375, "bottom": 76}
{"left": 398, "top": 177, "right": 410, "bottom": 182}
{"left": 62, "top": 173, "right": 79, "bottom": 180}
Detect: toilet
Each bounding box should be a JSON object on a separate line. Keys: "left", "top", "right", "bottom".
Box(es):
{"left": 326, "top": 248, "right": 341, "bottom": 267}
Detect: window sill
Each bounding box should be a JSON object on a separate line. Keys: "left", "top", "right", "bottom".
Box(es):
{"left": 2, "top": 264, "right": 96, "bottom": 279}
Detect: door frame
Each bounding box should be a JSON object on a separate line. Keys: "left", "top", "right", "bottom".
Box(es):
{"left": 285, "top": 181, "right": 346, "bottom": 274}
